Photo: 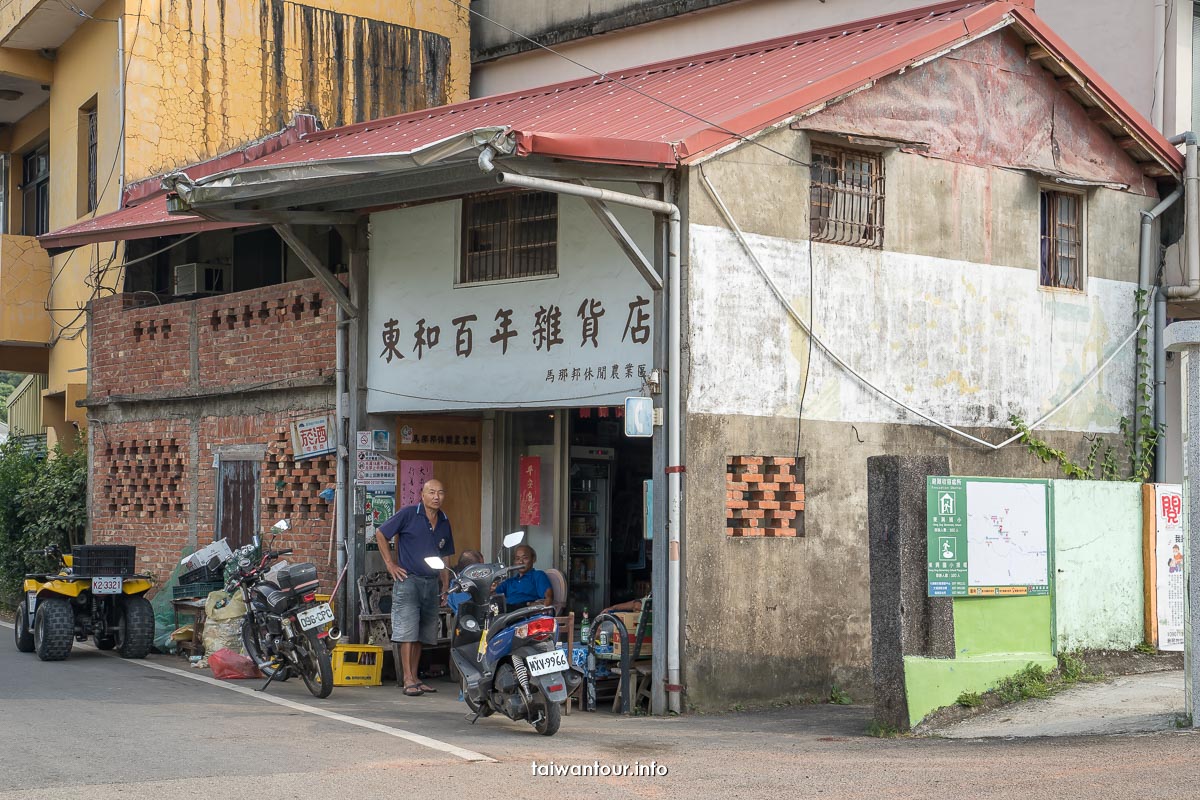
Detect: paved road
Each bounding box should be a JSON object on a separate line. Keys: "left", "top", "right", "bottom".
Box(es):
{"left": 2, "top": 629, "right": 1200, "bottom": 799}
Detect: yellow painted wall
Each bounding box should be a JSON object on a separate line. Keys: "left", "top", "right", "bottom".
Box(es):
{"left": 123, "top": 0, "right": 470, "bottom": 180}
{"left": 43, "top": 0, "right": 124, "bottom": 397}
{"left": 2, "top": 0, "right": 468, "bottom": 433}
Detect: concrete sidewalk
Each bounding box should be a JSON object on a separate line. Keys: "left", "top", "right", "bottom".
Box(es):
{"left": 930, "top": 670, "right": 1185, "bottom": 738}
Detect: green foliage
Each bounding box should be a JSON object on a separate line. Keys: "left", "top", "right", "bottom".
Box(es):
{"left": 1175, "top": 713, "right": 1192, "bottom": 729}
{"left": 1057, "top": 651, "right": 1091, "bottom": 684}
{"left": 0, "top": 371, "right": 26, "bottom": 424}
{"left": 0, "top": 434, "right": 88, "bottom": 607}
{"left": 829, "top": 684, "right": 852, "bottom": 705}
{"left": 956, "top": 691, "right": 983, "bottom": 708}
{"left": 866, "top": 719, "right": 900, "bottom": 738}
{"left": 1134, "top": 642, "right": 1157, "bottom": 655}
{"left": 995, "top": 663, "right": 1051, "bottom": 703}
{"left": 1009, "top": 289, "right": 1162, "bottom": 483}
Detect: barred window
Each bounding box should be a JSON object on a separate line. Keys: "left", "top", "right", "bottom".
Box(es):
{"left": 85, "top": 107, "right": 98, "bottom": 213}
{"left": 1039, "top": 190, "right": 1083, "bottom": 290}
{"left": 809, "top": 144, "right": 884, "bottom": 249}
{"left": 461, "top": 190, "right": 558, "bottom": 284}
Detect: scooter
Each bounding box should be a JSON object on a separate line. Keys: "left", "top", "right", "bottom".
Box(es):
{"left": 425, "top": 531, "right": 580, "bottom": 736}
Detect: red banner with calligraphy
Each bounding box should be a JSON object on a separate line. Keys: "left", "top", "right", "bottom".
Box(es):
{"left": 519, "top": 456, "right": 542, "bottom": 526}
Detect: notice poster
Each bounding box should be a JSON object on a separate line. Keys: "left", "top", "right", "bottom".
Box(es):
{"left": 519, "top": 456, "right": 542, "bottom": 525}
{"left": 399, "top": 459, "right": 434, "bottom": 508}
{"left": 365, "top": 491, "right": 396, "bottom": 537}
{"left": 1154, "top": 484, "right": 1185, "bottom": 651}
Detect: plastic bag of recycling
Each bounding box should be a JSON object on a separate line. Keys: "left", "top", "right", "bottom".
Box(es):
{"left": 209, "top": 647, "right": 261, "bottom": 680}
{"left": 150, "top": 551, "right": 192, "bottom": 654}
{"left": 202, "top": 590, "right": 247, "bottom": 656}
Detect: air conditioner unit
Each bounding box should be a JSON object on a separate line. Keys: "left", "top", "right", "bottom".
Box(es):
{"left": 173, "top": 262, "right": 228, "bottom": 297}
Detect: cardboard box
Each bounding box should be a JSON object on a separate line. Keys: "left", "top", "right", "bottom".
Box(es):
{"left": 613, "top": 637, "right": 653, "bottom": 658}
{"left": 180, "top": 538, "right": 233, "bottom": 571}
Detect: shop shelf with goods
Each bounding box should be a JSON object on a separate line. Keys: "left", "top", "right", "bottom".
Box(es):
{"left": 568, "top": 450, "right": 611, "bottom": 614}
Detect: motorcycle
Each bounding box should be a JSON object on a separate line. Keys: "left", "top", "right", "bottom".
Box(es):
{"left": 221, "top": 519, "right": 334, "bottom": 698}
{"left": 425, "top": 531, "right": 580, "bottom": 736}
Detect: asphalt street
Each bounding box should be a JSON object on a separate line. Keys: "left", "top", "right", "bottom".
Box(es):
{"left": 2, "top": 627, "right": 1200, "bottom": 800}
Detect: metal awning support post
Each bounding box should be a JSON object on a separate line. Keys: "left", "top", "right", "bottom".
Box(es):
{"left": 492, "top": 170, "right": 684, "bottom": 714}
{"left": 273, "top": 224, "right": 358, "bottom": 318}
{"left": 274, "top": 222, "right": 358, "bottom": 638}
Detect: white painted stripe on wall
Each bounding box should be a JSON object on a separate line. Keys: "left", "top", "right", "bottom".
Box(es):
{"left": 688, "top": 224, "right": 1137, "bottom": 433}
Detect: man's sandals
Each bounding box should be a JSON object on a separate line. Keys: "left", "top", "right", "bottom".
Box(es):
{"left": 404, "top": 683, "right": 438, "bottom": 696}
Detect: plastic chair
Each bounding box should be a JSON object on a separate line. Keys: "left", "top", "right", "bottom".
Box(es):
{"left": 544, "top": 568, "right": 567, "bottom": 615}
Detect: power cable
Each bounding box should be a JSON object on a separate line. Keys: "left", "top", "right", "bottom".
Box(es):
{"left": 698, "top": 168, "right": 1146, "bottom": 452}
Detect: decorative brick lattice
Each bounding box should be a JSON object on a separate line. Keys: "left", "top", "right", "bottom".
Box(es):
{"left": 102, "top": 438, "right": 186, "bottom": 515}
{"left": 726, "top": 456, "right": 805, "bottom": 537}
{"left": 261, "top": 426, "right": 336, "bottom": 519}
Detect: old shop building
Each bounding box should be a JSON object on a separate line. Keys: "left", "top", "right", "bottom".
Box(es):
{"left": 46, "top": 1, "right": 1182, "bottom": 711}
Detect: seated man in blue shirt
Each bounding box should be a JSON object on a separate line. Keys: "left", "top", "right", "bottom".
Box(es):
{"left": 494, "top": 544, "right": 553, "bottom": 610}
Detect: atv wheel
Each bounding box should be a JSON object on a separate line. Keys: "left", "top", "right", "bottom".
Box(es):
{"left": 115, "top": 596, "right": 154, "bottom": 658}
{"left": 33, "top": 598, "right": 74, "bottom": 661}
{"left": 13, "top": 600, "right": 34, "bottom": 652}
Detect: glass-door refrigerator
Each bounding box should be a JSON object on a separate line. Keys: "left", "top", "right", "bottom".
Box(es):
{"left": 568, "top": 446, "right": 612, "bottom": 615}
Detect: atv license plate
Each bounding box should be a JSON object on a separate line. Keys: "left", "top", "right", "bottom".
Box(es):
{"left": 526, "top": 648, "right": 569, "bottom": 677}
{"left": 297, "top": 603, "right": 334, "bottom": 631}
{"left": 91, "top": 576, "right": 122, "bottom": 594}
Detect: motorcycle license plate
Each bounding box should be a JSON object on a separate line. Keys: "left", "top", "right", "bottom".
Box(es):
{"left": 297, "top": 603, "right": 334, "bottom": 631}
{"left": 526, "top": 648, "right": 569, "bottom": 677}
{"left": 91, "top": 576, "right": 122, "bottom": 594}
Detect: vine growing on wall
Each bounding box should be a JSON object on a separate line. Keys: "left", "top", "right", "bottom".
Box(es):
{"left": 1008, "top": 289, "right": 1160, "bottom": 482}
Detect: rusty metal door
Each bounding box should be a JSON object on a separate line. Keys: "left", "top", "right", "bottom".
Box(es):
{"left": 217, "top": 460, "right": 259, "bottom": 549}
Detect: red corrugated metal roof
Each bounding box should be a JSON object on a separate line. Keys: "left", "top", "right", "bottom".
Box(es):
{"left": 39, "top": 116, "right": 317, "bottom": 251}
{"left": 41, "top": 0, "right": 1182, "bottom": 249}
{"left": 208, "top": 0, "right": 1180, "bottom": 174}
{"left": 39, "top": 199, "right": 247, "bottom": 252}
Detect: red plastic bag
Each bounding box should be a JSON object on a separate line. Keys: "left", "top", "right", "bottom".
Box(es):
{"left": 208, "top": 647, "right": 263, "bottom": 680}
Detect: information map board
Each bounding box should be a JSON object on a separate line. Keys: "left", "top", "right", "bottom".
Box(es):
{"left": 927, "top": 476, "right": 1050, "bottom": 597}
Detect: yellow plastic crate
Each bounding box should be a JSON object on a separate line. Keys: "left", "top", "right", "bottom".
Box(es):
{"left": 331, "top": 644, "right": 383, "bottom": 687}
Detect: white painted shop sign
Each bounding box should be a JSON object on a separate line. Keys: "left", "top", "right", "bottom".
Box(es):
{"left": 291, "top": 415, "right": 336, "bottom": 461}
{"left": 367, "top": 202, "right": 655, "bottom": 412}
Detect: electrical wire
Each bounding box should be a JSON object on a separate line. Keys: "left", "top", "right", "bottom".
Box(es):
{"left": 698, "top": 168, "right": 1146, "bottom": 452}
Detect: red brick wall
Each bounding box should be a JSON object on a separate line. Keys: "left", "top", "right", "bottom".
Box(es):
{"left": 89, "top": 278, "right": 342, "bottom": 590}
{"left": 90, "top": 295, "right": 192, "bottom": 398}
{"left": 91, "top": 412, "right": 338, "bottom": 589}
{"left": 91, "top": 419, "right": 193, "bottom": 582}
{"left": 726, "top": 456, "right": 806, "bottom": 537}
{"left": 90, "top": 277, "right": 338, "bottom": 399}
{"left": 196, "top": 284, "right": 336, "bottom": 389}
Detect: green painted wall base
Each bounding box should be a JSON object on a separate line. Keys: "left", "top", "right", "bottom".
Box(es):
{"left": 903, "top": 653, "right": 1058, "bottom": 727}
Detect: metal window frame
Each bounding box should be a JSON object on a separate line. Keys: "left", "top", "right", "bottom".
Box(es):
{"left": 459, "top": 189, "right": 559, "bottom": 285}
{"left": 809, "top": 143, "right": 885, "bottom": 249}
{"left": 85, "top": 107, "right": 98, "bottom": 213}
{"left": 1039, "top": 187, "right": 1086, "bottom": 291}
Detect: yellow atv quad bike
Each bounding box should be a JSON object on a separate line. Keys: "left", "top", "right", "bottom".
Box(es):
{"left": 13, "top": 543, "right": 154, "bottom": 661}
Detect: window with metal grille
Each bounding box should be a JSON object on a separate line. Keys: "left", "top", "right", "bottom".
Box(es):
{"left": 809, "top": 144, "right": 884, "bottom": 249}
{"left": 1039, "top": 190, "right": 1083, "bottom": 290}
{"left": 461, "top": 190, "right": 558, "bottom": 284}
{"left": 85, "top": 106, "right": 98, "bottom": 213}
{"left": 21, "top": 142, "right": 49, "bottom": 237}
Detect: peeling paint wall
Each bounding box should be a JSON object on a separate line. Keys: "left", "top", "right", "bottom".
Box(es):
{"left": 678, "top": 27, "right": 1161, "bottom": 710}
{"left": 123, "top": 0, "right": 468, "bottom": 180}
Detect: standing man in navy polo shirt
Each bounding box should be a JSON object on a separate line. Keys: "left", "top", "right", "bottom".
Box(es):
{"left": 375, "top": 479, "right": 455, "bottom": 696}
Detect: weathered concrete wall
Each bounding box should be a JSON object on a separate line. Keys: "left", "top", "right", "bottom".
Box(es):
{"left": 1052, "top": 479, "right": 1145, "bottom": 651}
{"left": 681, "top": 412, "right": 1113, "bottom": 710}
{"left": 678, "top": 25, "right": 1156, "bottom": 710}
{"left": 123, "top": 0, "right": 469, "bottom": 180}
